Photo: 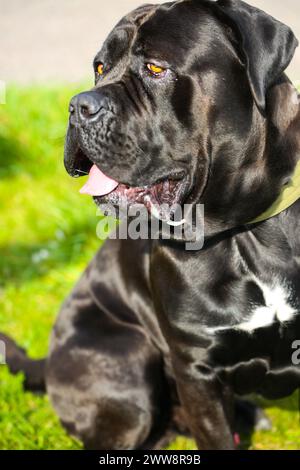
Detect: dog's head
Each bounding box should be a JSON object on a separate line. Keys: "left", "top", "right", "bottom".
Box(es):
{"left": 65, "top": 0, "right": 300, "bottom": 236}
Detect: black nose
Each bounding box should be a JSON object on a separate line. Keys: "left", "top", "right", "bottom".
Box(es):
{"left": 69, "top": 91, "right": 102, "bottom": 121}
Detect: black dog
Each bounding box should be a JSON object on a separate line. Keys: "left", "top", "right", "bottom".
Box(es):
{"left": 4, "top": 0, "right": 300, "bottom": 450}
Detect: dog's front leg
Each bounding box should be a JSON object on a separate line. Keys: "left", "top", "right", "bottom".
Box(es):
{"left": 152, "top": 308, "right": 236, "bottom": 448}
{"left": 171, "top": 353, "right": 235, "bottom": 449}
{"left": 151, "top": 246, "right": 235, "bottom": 450}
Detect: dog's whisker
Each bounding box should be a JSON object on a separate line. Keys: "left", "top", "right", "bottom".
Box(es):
{"left": 75, "top": 169, "right": 89, "bottom": 175}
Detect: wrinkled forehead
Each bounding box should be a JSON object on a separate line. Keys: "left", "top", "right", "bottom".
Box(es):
{"left": 96, "top": 1, "right": 222, "bottom": 66}
{"left": 135, "top": 1, "right": 218, "bottom": 61}
{"left": 95, "top": 3, "right": 159, "bottom": 62}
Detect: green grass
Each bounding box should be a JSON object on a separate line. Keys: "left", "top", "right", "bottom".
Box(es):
{"left": 0, "top": 85, "right": 299, "bottom": 450}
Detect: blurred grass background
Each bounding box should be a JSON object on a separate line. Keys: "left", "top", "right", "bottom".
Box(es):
{"left": 0, "top": 85, "right": 299, "bottom": 449}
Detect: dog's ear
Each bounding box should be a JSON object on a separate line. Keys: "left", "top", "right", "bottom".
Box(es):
{"left": 212, "top": 0, "right": 298, "bottom": 113}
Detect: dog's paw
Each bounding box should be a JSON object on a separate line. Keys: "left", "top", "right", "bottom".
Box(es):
{"left": 235, "top": 399, "right": 272, "bottom": 435}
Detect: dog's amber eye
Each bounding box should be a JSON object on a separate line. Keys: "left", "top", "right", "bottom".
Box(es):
{"left": 97, "top": 63, "right": 104, "bottom": 75}
{"left": 146, "top": 63, "right": 166, "bottom": 76}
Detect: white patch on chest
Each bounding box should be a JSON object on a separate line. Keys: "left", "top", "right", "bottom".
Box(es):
{"left": 239, "top": 280, "right": 296, "bottom": 332}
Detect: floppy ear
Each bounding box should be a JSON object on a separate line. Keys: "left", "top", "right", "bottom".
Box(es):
{"left": 212, "top": 0, "right": 298, "bottom": 113}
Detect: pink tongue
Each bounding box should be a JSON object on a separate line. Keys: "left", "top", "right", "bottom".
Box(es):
{"left": 79, "top": 164, "right": 119, "bottom": 196}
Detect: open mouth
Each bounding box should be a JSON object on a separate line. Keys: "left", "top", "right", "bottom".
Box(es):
{"left": 78, "top": 163, "right": 187, "bottom": 224}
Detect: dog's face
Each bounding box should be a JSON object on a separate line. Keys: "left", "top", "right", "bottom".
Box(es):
{"left": 65, "top": 0, "right": 298, "bottom": 234}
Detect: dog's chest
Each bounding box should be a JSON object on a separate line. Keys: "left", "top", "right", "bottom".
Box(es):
{"left": 239, "top": 277, "right": 297, "bottom": 332}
